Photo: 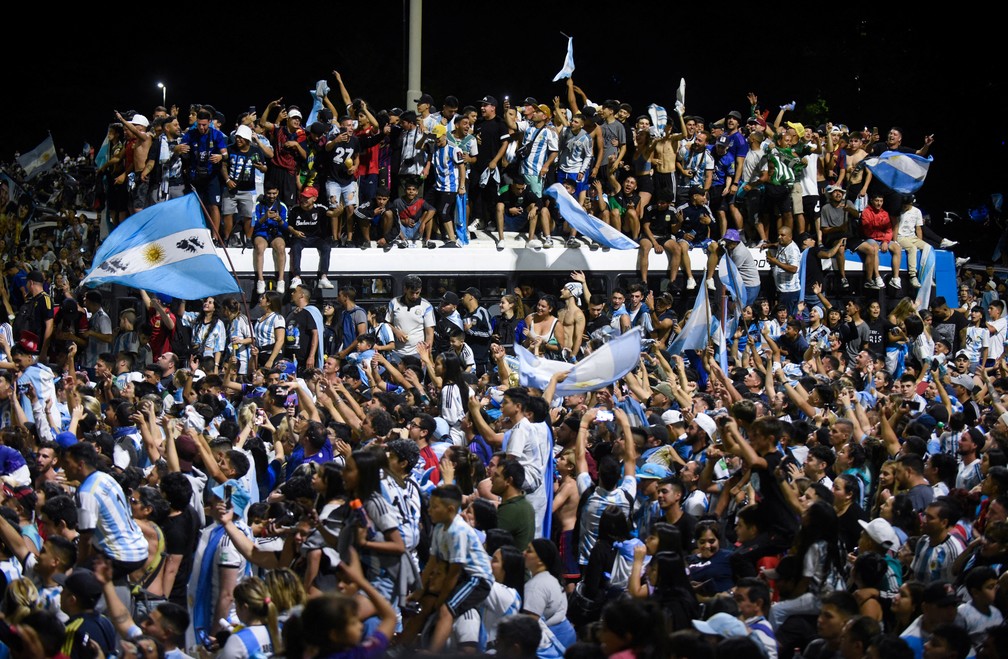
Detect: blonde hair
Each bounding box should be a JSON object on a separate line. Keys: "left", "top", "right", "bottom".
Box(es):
{"left": 238, "top": 402, "right": 259, "bottom": 429}
{"left": 264, "top": 568, "right": 306, "bottom": 613}
{"left": 2, "top": 578, "right": 39, "bottom": 623}
{"left": 233, "top": 576, "right": 282, "bottom": 654}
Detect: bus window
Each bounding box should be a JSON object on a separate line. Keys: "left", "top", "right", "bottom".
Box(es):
{"left": 342, "top": 277, "right": 393, "bottom": 300}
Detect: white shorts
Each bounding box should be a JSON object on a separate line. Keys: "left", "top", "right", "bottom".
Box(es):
{"left": 326, "top": 180, "right": 359, "bottom": 207}
{"left": 221, "top": 190, "right": 255, "bottom": 218}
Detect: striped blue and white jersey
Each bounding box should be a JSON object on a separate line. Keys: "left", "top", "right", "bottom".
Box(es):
{"left": 182, "top": 311, "right": 227, "bottom": 357}
{"left": 433, "top": 143, "right": 466, "bottom": 192}
{"left": 431, "top": 513, "right": 493, "bottom": 582}
{"left": 77, "top": 470, "right": 149, "bottom": 563}
{"left": 558, "top": 127, "right": 593, "bottom": 174}
{"left": 520, "top": 124, "right": 559, "bottom": 179}
{"left": 253, "top": 312, "right": 285, "bottom": 350}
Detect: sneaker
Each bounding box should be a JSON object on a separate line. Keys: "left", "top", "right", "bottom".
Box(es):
{"left": 318, "top": 276, "right": 334, "bottom": 289}
{"left": 542, "top": 237, "right": 554, "bottom": 248}
{"left": 754, "top": 240, "right": 769, "bottom": 250}
{"left": 956, "top": 256, "right": 971, "bottom": 267}
{"left": 686, "top": 278, "right": 697, "bottom": 290}
{"left": 290, "top": 276, "right": 303, "bottom": 288}
{"left": 565, "top": 237, "right": 580, "bottom": 248}
{"left": 397, "top": 240, "right": 409, "bottom": 249}
{"left": 910, "top": 275, "right": 921, "bottom": 288}
{"left": 383, "top": 242, "right": 395, "bottom": 252}
{"left": 865, "top": 279, "right": 882, "bottom": 290}
{"left": 588, "top": 242, "right": 600, "bottom": 251}
{"left": 255, "top": 280, "right": 265, "bottom": 294}
{"left": 443, "top": 241, "right": 461, "bottom": 248}
{"left": 277, "top": 280, "right": 286, "bottom": 293}
{"left": 840, "top": 278, "right": 851, "bottom": 290}
{"left": 527, "top": 238, "right": 543, "bottom": 249}
{"left": 359, "top": 240, "right": 370, "bottom": 250}
{"left": 888, "top": 277, "right": 902, "bottom": 290}
{"left": 706, "top": 278, "right": 716, "bottom": 291}
{"left": 425, "top": 240, "right": 437, "bottom": 249}
{"left": 495, "top": 240, "right": 505, "bottom": 252}
{"left": 940, "top": 238, "right": 958, "bottom": 248}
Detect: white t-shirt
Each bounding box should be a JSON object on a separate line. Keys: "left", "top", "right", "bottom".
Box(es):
{"left": 897, "top": 206, "right": 924, "bottom": 238}
{"left": 989, "top": 317, "right": 1007, "bottom": 362}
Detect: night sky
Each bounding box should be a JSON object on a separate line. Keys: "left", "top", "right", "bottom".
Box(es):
{"left": 5, "top": 8, "right": 1004, "bottom": 249}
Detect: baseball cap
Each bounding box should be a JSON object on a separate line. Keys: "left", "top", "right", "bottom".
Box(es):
{"left": 55, "top": 568, "right": 104, "bottom": 606}
{"left": 825, "top": 184, "right": 845, "bottom": 194}
{"left": 415, "top": 93, "right": 434, "bottom": 106}
{"left": 440, "top": 291, "right": 460, "bottom": 307}
{"left": 287, "top": 108, "right": 302, "bottom": 120}
{"left": 131, "top": 114, "right": 150, "bottom": 128}
{"left": 235, "top": 124, "right": 254, "bottom": 141}
{"left": 661, "top": 409, "right": 684, "bottom": 426}
{"left": 432, "top": 123, "right": 448, "bottom": 138}
{"left": 950, "top": 374, "right": 975, "bottom": 392}
{"left": 537, "top": 104, "right": 553, "bottom": 119}
{"left": 389, "top": 107, "right": 404, "bottom": 117}
{"left": 715, "top": 135, "right": 730, "bottom": 148}
{"left": 26, "top": 270, "right": 45, "bottom": 283}
{"left": 858, "top": 518, "right": 900, "bottom": 549}
{"left": 175, "top": 433, "right": 198, "bottom": 472}
{"left": 480, "top": 96, "right": 498, "bottom": 107}
{"left": 636, "top": 463, "right": 672, "bottom": 480}
{"left": 653, "top": 382, "right": 675, "bottom": 399}
{"left": 922, "top": 581, "right": 959, "bottom": 606}
{"left": 300, "top": 186, "right": 319, "bottom": 199}
{"left": 785, "top": 121, "right": 806, "bottom": 138}
{"left": 723, "top": 229, "right": 742, "bottom": 243}
{"left": 727, "top": 110, "right": 743, "bottom": 121}
{"left": 55, "top": 431, "right": 78, "bottom": 449}
{"left": 523, "top": 97, "right": 538, "bottom": 106}
{"left": 13, "top": 331, "right": 40, "bottom": 355}
{"left": 461, "top": 287, "right": 481, "bottom": 301}
{"left": 692, "top": 613, "right": 749, "bottom": 638}
{"left": 648, "top": 424, "right": 670, "bottom": 444}
{"left": 694, "top": 413, "right": 717, "bottom": 441}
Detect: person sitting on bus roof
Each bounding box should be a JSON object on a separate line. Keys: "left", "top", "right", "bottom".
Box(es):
{"left": 382, "top": 178, "right": 436, "bottom": 250}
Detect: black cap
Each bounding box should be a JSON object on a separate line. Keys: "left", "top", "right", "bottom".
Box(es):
{"left": 461, "top": 287, "right": 481, "bottom": 301}
{"left": 55, "top": 568, "right": 104, "bottom": 605}
{"left": 26, "top": 270, "right": 44, "bottom": 283}
{"left": 689, "top": 185, "right": 705, "bottom": 197}
{"left": 922, "top": 581, "right": 959, "bottom": 606}
{"left": 415, "top": 93, "right": 434, "bottom": 106}
{"left": 522, "top": 97, "right": 538, "bottom": 106}
{"left": 309, "top": 122, "right": 327, "bottom": 137}
{"left": 389, "top": 107, "right": 404, "bottom": 117}
{"left": 440, "top": 291, "right": 460, "bottom": 306}
{"left": 727, "top": 110, "right": 743, "bottom": 121}
{"left": 480, "top": 95, "right": 497, "bottom": 107}
{"left": 400, "top": 110, "right": 418, "bottom": 123}
{"left": 715, "top": 135, "right": 730, "bottom": 148}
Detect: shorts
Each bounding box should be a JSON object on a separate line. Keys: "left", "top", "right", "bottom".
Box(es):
{"left": 108, "top": 181, "right": 130, "bottom": 212}
{"left": 445, "top": 577, "right": 491, "bottom": 618}
{"left": 709, "top": 184, "right": 726, "bottom": 213}
{"left": 523, "top": 173, "right": 545, "bottom": 197}
{"left": 192, "top": 175, "right": 223, "bottom": 208}
{"left": 654, "top": 171, "right": 675, "bottom": 197}
{"left": 635, "top": 173, "right": 655, "bottom": 195}
{"left": 132, "top": 179, "right": 150, "bottom": 210}
{"left": 790, "top": 182, "right": 803, "bottom": 214}
{"left": 764, "top": 183, "right": 793, "bottom": 215}
{"left": 741, "top": 185, "right": 764, "bottom": 224}
{"left": 820, "top": 231, "right": 846, "bottom": 250}
{"left": 399, "top": 221, "right": 422, "bottom": 241}
{"left": 357, "top": 173, "right": 378, "bottom": 204}
{"left": 559, "top": 530, "right": 581, "bottom": 581}
{"left": 326, "top": 180, "right": 359, "bottom": 207}
{"left": 678, "top": 235, "right": 714, "bottom": 251}
{"left": 557, "top": 170, "right": 589, "bottom": 196}
{"left": 503, "top": 209, "right": 532, "bottom": 232}
{"left": 432, "top": 191, "right": 458, "bottom": 222}
{"left": 221, "top": 189, "right": 256, "bottom": 218}
{"left": 801, "top": 194, "right": 822, "bottom": 222}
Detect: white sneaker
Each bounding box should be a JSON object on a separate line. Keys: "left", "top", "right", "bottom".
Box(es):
{"left": 290, "top": 276, "right": 303, "bottom": 288}
{"left": 874, "top": 276, "right": 884, "bottom": 288}
{"left": 277, "top": 280, "right": 286, "bottom": 293}
{"left": 542, "top": 237, "right": 554, "bottom": 248}
{"left": 706, "top": 278, "right": 716, "bottom": 291}
{"left": 888, "top": 277, "right": 902, "bottom": 290}
{"left": 318, "top": 276, "right": 334, "bottom": 289}
{"left": 956, "top": 257, "right": 971, "bottom": 267}
{"left": 940, "top": 238, "right": 958, "bottom": 248}
{"left": 255, "top": 280, "right": 265, "bottom": 294}
{"left": 686, "top": 278, "right": 697, "bottom": 290}
{"left": 527, "top": 238, "right": 543, "bottom": 249}
{"left": 910, "top": 275, "right": 921, "bottom": 288}
{"left": 864, "top": 280, "right": 881, "bottom": 290}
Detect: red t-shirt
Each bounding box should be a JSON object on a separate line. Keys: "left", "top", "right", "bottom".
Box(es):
{"left": 147, "top": 306, "right": 176, "bottom": 358}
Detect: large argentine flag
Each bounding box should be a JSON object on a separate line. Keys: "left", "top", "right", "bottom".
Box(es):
{"left": 865, "top": 150, "right": 932, "bottom": 194}
{"left": 668, "top": 282, "right": 713, "bottom": 355}
{"left": 82, "top": 194, "right": 240, "bottom": 299}
{"left": 544, "top": 183, "right": 638, "bottom": 250}
{"left": 516, "top": 327, "right": 644, "bottom": 395}
{"left": 552, "top": 37, "right": 576, "bottom": 82}
{"left": 18, "top": 135, "right": 57, "bottom": 180}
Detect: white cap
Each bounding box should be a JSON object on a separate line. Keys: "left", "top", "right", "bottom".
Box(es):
{"left": 858, "top": 518, "right": 900, "bottom": 550}
{"left": 235, "top": 124, "right": 254, "bottom": 141}
{"left": 130, "top": 114, "right": 150, "bottom": 128}
{"left": 694, "top": 413, "right": 717, "bottom": 441}
{"left": 661, "top": 409, "right": 684, "bottom": 426}
{"left": 287, "top": 108, "right": 302, "bottom": 120}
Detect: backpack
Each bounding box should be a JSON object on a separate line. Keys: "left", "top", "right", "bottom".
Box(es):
{"left": 169, "top": 322, "right": 193, "bottom": 362}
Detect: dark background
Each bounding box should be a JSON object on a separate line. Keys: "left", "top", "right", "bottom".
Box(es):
{"left": 4, "top": 7, "right": 1004, "bottom": 250}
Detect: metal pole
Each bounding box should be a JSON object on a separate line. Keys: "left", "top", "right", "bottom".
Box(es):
{"left": 406, "top": 0, "right": 422, "bottom": 110}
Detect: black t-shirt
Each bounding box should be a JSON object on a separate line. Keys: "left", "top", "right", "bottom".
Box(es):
{"left": 837, "top": 503, "right": 867, "bottom": 554}
{"left": 933, "top": 310, "right": 968, "bottom": 352}
{"left": 474, "top": 117, "right": 510, "bottom": 170}
{"left": 12, "top": 291, "right": 53, "bottom": 341}
{"left": 753, "top": 451, "right": 799, "bottom": 540}
{"left": 498, "top": 187, "right": 540, "bottom": 213}
{"left": 162, "top": 506, "right": 200, "bottom": 602}
{"left": 642, "top": 203, "right": 676, "bottom": 237}
{"left": 226, "top": 145, "right": 267, "bottom": 191}
{"left": 353, "top": 199, "right": 387, "bottom": 222}
{"left": 288, "top": 203, "right": 330, "bottom": 238}
{"left": 680, "top": 204, "right": 712, "bottom": 241}
{"left": 284, "top": 307, "right": 315, "bottom": 365}
{"left": 865, "top": 318, "right": 885, "bottom": 357}
{"left": 67, "top": 612, "right": 117, "bottom": 659}
{"left": 327, "top": 134, "right": 361, "bottom": 184}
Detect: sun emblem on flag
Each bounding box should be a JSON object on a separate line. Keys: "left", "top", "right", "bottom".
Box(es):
{"left": 144, "top": 243, "right": 166, "bottom": 265}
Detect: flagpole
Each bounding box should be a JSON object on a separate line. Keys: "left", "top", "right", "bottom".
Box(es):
{"left": 191, "top": 193, "right": 254, "bottom": 339}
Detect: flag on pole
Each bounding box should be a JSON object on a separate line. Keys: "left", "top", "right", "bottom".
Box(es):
{"left": 716, "top": 255, "right": 744, "bottom": 371}
{"left": 675, "top": 78, "right": 686, "bottom": 116}
{"left": 82, "top": 194, "right": 241, "bottom": 299}
{"left": 915, "top": 244, "right": 936, "bottom": 308}
{"left": 544, "top": 183, "right": 638, "bottom": 250}
{"left": 515, "top": 327, "right": 644, "bottom": 395}
{"left": 551, "top": 37, "right": 576, "bottom": 82}
{"left": 17, "top": 135, "right": 57, "bottom": 180}
{"left": 797, "top": 247, "right": 812, "bottom": 301}
{"left": 669, "top": 283, "right": 713, "bottom": 355}
{"left": 647, "top": 104, "right": 667, "bottom": 135}
{"left": 864, "top": 150, "right": 933, "bottom": 194}
{"left": 306, "top": 79, "right": 330, "bottom": 126}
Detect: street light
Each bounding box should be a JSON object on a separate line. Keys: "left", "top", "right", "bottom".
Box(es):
{"left": 157, "top": 82, "right": 166, "bottom": 107}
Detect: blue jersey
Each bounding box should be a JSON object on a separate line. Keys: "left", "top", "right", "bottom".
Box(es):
{"left": 253, "top": 200, "right": 288, "bottom": 237}
{"left": 182, "top": 126, "right": 228, "bottom": 179}
{"left": 520, "top": 124, "right": 559, "bottom": 179}
{"left": 76, "top": 470, "right": 148, "bottom": 563}
{"left": 712, "top": 150, "right": 736, "bottom": 187}
{"left": 433, "top": 143, "right": 465, "bottom": 192}
{"left": 431, "top": 513, "right": 493, "bottom": 582}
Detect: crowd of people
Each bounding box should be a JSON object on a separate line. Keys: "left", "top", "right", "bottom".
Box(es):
{"left": 0, "top": 73, "right": 1006, "bottom": 659}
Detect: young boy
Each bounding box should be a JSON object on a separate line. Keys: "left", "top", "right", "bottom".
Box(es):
{"left": 957, "top": 566, "right": 1003, "bottom": 646}
{"left": 405, "top": 484, "right": 492, "bottom": 652}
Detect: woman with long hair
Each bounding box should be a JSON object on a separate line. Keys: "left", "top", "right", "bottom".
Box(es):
{"left": 264, "top": 567, "right": 307, "bottom": 624}
{"left": 182, "top": 296, "right": 227, "bottom": 371}
{"left": 128, "top": 486, "right": 170, "bottom": 618}
{"left": 482, "top": 544, "right": 525, "bottom": 647}
{"left": 342, "top": 449, "right": 406, "bottom": 604}
{"left": 301, "top": 462, "right": 350, "bottom": 594}
{"left": 685, "top": 520, "right": 735, "bottom": 598}
{"left": 523, "top": 294, "right": 565, "bottom": 359}
{"left": 253, "top": 291, "right": 285, "bottom": 370}
{"left": 492, "top": 293, "right": 525, "bottom": 355}
{"left": 418, "top": 345, "right": 470, "bottom": 445}
{"left": 222, "top": 298, "right": 253, "bottom": 378}
{"left": 218, "top": 576, "right": 282, "bottom": 659}
{"left": 523, "top": 538, "right": 576, "bottom": 649}
{"left": 579, "top": 506, "right": 632, "bottom": 601}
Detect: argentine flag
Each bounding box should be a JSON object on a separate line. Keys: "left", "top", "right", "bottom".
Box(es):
{"left": 516, "top": 327, "right": 644, "bottom": 395}
{"left": 18, "top": 134, "right": 57, "bottom": 180}
{"left": 865, "top": 150, "right": 932, "bottom": 194}
{"left": 82, "top": 194, "right": 241, "bottom": 299}
{"left": 544, "top": 183, "right": 638, "bottom": 250}
{"left": 668, "top": 283, "right": 713, "bottom": 355}
{"left": 915, "top": 244, "right": 936, "bottom": 308}
{"left": 552, "top": 37, "right": 576, "bottom": 82}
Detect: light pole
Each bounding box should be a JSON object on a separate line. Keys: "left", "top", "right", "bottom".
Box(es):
{"left": 157, "top": 82, "right": 166, "bottom": 107}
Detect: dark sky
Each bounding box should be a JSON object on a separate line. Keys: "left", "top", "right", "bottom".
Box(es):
{"left": 4, "top": 8, "right": 1004, "bottom": 235}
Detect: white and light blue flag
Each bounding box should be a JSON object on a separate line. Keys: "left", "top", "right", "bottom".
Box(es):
{"left": 647, "top": 104, "right": 667, "bottom": 136}
{"left": 544, "top": 183, "right": 638, "bottom": 250}
{"left": 915, "top": 244, "right": 936, "bottom": 308}
{"left": 18, "top": 135, "right": 57, "bottom": 180}
{"left": 82, "top": 194, "right": 241, "bottom": 299}
{"left": 797, "top": 247, "right": 812, "bottom": 300}
{"left": 716, "top": 255, "right": 743, "bottom": 371}
{"left": 668, "top": 283, "right": 713, "bottom": 355}
{"left": 516, "top": 327, "right": 644, "bottom": 395}
{"left": 865, "top": 150, "right": 932, "bottom": 194}
{"left": 552, "top": 37, "right": 576, "bottom": 82}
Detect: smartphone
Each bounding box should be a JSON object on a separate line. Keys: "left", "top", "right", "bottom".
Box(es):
{"left": 224, "top": 485, "right": 233, "bottom": 509}
{"left": 256, "top": 409, "right": 266, "bottom": 426}
{"left": 595, "top": 410, "right": 614, "bottom": 423}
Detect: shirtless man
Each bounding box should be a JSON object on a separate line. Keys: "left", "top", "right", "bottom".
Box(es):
{"left": 651, "top": 122, "right": 686, "bottom": 201}
{"left": 843, "top": 130, "right": 872, "bottom": 207}
{"left": 117, "top": 111, "right": 153, "bottom": 214}
{"left": 558, "top": 282, "right": 586, "bottom": 358}
{"left": 551, "top": 446, "right": 580, "bottom": 586}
